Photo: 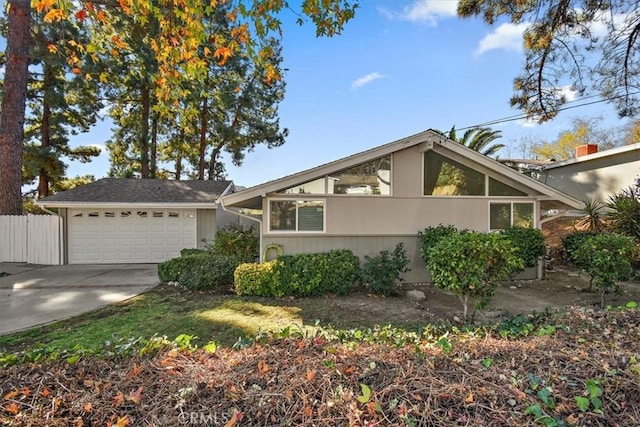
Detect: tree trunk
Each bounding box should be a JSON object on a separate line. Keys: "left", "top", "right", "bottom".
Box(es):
{"left": 140, "top": 85, "right": 150, "bottom": 178}
{"left": 0, "top": 0, "right": 31, "bottom": 214}
{"left": 198, "top": 97, "right": 208, "bottom": 180}
{"left": 150, "top": 114, "right": 158, "bottom": 178}
{"left": 38, "top": 63, "right": 53, "bottom": 198}
{"left": 207, "top": 143, "right": 224, "bottom": 180}
{"left": 175, "top": 157, "right": 182, "bottom": 180}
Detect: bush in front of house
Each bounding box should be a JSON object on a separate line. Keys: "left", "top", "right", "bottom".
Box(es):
{"left": 418, "top": 224, "right": 463, "bottom": 264}
{"left": 427, "top": 231, "right": 524, "bottom": 322}
{"left": 234, "top": 249, "right": 361, "bottom": 297}
{"left": 499, "top": 226, "right": 546, "bottom": 269}
{"left": 180, "top": 248, "right": 207, "bottom": 257}
{"left": 361, "top": 243, "right": 411, "bottom": 296}
{"left": 178, "top": 254, "right": 238, "bottom": 292}
{"left": 234, "top": 261, "right": 280, "bottom": 296}
{"left": 277, "top": 249, "right": 361, "bottom": 297}
{"left": 211, "top": 224, "right": 259, "bottom": 262}
{"left": 158, "top": 253, "right": 208, "bottom": 283}
{"left": 562, "top": 231, "right": 600, "bottom": 265}
{"left": 572, "top": 233, "right": 638, "bottom": 306}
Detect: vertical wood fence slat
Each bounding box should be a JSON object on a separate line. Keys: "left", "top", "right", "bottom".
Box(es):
{"left": 0, "top": 215, "right": 62, "bottom": 265}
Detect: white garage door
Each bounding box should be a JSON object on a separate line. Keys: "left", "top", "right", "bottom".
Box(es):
{"left": 68, "top": 208, "right": 196, "bottom": 264}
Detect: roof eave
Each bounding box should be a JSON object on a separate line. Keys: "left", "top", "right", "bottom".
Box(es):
{"left": 35, "top": 201, "right": 219, "bottom": 209}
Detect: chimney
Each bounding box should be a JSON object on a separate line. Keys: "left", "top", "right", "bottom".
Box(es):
{"left": 576, "top": 144, "right": 598, "bottom": 157}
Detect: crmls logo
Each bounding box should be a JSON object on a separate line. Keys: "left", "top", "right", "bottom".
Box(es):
{"left": 175, "top": 412, "right": 229, "bottom": 426}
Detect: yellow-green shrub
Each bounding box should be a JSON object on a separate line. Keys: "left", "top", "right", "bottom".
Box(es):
{"left": 234, "top": 261, "right": 281, "bottom": 297}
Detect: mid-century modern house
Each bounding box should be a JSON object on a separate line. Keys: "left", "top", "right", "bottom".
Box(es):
{"left": 534, "top": 143, "right": 640, "bottom": 203}
{"left": 37, "top": 178, "right": 235, "bottom": 264}
{"left": 220, "top": 130, "right": 583, "bottom": 282}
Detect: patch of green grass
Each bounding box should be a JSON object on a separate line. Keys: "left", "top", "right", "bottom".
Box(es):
{"left": 0, "top": 285, "right": 424, "bottom": 354}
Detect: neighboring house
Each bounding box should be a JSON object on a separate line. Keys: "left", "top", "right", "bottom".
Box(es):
{"left": 37, "top": 178, "right": 235, "bottom": 264}
{"left": 535, "top": 143, "right": 640, "bottom": 204}
{"left": 220, "top": 130, "right": 582, "bottom": 282}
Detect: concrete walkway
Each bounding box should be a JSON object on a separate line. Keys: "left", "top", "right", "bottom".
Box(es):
{"left": 0, "top": 263, "right": 159, "bottom": 336}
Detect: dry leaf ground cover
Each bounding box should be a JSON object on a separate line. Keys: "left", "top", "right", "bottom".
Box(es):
{"left": 2, "top": 306, "right": 640, "bottom": 426}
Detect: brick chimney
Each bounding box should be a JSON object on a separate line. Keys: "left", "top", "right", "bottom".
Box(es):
{"left": 576, "top": 144, "right": 598, "bottom": 157}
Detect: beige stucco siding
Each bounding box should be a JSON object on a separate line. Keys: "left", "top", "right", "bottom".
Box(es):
{"left": 539, "top": 151, "right": 640, "bottom": 203}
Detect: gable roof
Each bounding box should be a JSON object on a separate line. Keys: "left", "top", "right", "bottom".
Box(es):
{"left": 222, "top": 129, "right": 582, "bottom": 210}
{"left": 38, "top": 178, "right": 233, "bottom": 207}
{"left": 541, "top": 142, "right": 640, "bottom": 170}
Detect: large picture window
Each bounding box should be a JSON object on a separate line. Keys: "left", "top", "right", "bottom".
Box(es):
{"left": 424, "top": 151, "right": 485, "bottom": 196}
{"left": 489, "top": 202, "right": 534, "bottom": 230}
{"left": 276, "top": 155, "right": 391, "bottom": 196}
{"left": 270, "top": 200, "right": 324, "bottom": 232}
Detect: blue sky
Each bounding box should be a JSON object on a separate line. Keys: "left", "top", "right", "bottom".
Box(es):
{"left": 66, "top": 0, "right": 632, "bottom": 187}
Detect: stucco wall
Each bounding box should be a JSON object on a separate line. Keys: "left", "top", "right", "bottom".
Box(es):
{"left": 539, "top": 149, "right": 640, "bottom": 203}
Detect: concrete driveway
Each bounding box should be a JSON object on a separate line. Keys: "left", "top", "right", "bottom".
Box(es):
{"left": 0, "top": 263, "right": 159, "bottom": 336}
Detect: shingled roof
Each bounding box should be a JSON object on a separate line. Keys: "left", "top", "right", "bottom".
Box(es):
{"left": 38, "top": 178, "right": 233, "bottom": 205}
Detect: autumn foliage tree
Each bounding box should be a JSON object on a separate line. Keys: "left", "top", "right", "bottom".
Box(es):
{"left": 0, "top": 0, "right": 359, "bottom": 214}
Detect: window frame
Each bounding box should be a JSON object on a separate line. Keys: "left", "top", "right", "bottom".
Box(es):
{"left": 267, "top": 198, "right": 326, "bottom": 233}
{"left": 488, "top": 201, "right": 536, "bottom": 231}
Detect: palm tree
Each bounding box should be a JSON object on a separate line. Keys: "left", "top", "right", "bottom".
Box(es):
{"left": 445, "top": 126, "right": 505, "bottom": 157}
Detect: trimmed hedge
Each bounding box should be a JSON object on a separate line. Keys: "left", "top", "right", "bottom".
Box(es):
{"left": 178, "top": 254, "right": 238, "bottom": 292}
{"left": 499, "top": 226, "right": 546, "bottom": 269}
{"left": 180, "top": 248, "right": 207, "bottom": 257}
{"left": 234, "top": 249, "right": 361, "bottom": 297}
{"left": 158, "top": 253, "right": 208, "bottom": 283}
{"left": 235, "top": 261, "right": 280, "bottom": 296}
{"left": 418, "top": 224, "right": 462, "bottom": 264}
{"left": 361, "top": 243, "right": 411, "bottom": 296}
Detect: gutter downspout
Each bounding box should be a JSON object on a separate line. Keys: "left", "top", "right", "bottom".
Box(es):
{"left": 218, "top": 191, "right": 264, "bottom": 263}
{"left": 38, "top": 205, "right": 64, "bottom": 265}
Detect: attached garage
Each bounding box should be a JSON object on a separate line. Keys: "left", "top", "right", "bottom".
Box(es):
{"left": 67, "top": 208, "right": 196, "bottom": 263}
{"left": 37, "top": 179, "right": 235, "bottom": 264}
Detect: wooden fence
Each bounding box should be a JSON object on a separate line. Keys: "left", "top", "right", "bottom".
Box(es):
{"left": 0, "top": 214, "right": 63, "bottom": 265}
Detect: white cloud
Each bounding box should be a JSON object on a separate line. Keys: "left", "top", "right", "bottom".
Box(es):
{"left": 475, "top": 22, "right": 529, "bottom": 56}
{"left": 382, "top": 0, "right": 458, "bottom": 25}
{"left": 350, "top": 72, "right": 385, "bottom": 90}
{"left": 557, "top": 85, "right": 578, "bottom": 102}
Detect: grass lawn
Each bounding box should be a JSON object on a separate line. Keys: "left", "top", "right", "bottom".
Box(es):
{"left": 0, "top": 284, "right": 428, "bottom": 354}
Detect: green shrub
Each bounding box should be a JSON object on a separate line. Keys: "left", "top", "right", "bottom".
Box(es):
{"left": 276, "top": 249, "right": 361, "bottom": 297}
{"left": 211, "top": 224, "right": 259, "bottom": 262}
{"left": 499, "top": 226, "right": 546, "bottom": 269}
{"left": 234, "top": 250, "right": 361, "bottom": 297}
{"left": 179, "top": 254, "right": 238, "bottom": 292}
{"left": 235, "top": 261, "right": 280, "bottom": 296}
{"left": 418, "top": 224, "right": 461, "bottom": 264}
{"left": 158, "top": 253, "right": 208, "bottom": 283}
{"left": 362, "top": 243, "right": 411, "bottom": 296}
{"left": 427, "top": 231, "right": 524, "bottom": 322}
{"left": 562, "top": 231, "right": 599, "bottom": 265}
{"left": 607, "top": 190, "right": 640, "bottom": 240}
{"left": 180, "top": 248, "right": 206, "bottom": 257}
{"left": 572, "top": 233, "right": 639, "bottom": 307}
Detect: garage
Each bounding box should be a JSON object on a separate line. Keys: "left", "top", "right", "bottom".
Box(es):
{"left": 36, "top": 178, "right": 235, "bottom": 265}
{"left": 68, "top": 208, "right": 196, "bottom": 263}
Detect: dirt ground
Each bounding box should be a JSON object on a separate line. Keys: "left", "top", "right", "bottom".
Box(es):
{"left": 326, "top": 214, "right": 640, "bottom": 325}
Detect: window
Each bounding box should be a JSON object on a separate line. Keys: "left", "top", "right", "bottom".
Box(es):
{"left": 136, "top": 211, "right": 148, "bottom": 218}
{"left": 152, "top": 211, "right": 164, "bottom": 218}
{"left": 488, "top": 177, "right": 527, "bottom": 196}
{"left": 270, "top": 200, "right": 324, "bottom": 232}
{"left": 424, "top": 151, "right": 485, "bottom": 196}
{"left": 490, "top": 202, "right": 534, "bottom": 230}
{"left": 88, "top": 211, "right": 99, "bottom": 218}
{"left": 104, "top": 211, "right": 115, "bottom": 218}
{"left": 168, "top": 211, "right": 179, "bottom": 218}
{"left": 72, "top": 211, "right": 83, "bottom": 218}
{"left": 331, "top": 155, "right": 391, "bottom": 195}
{"left": 120, "top": 211, "right": 132, "bottom": 218}
{"left": 278, "top": 178, "right": 326, "bottom": 195}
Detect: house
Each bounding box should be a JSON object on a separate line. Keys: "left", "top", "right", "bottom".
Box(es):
{"left": 535, "top": 143, "right": 640, "bottom": 204}
{"left": 37, "top": 178, "right": 235, "bottom": 264}
{"left": 220, "top": 130, "right": 582, "bottom": 282}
